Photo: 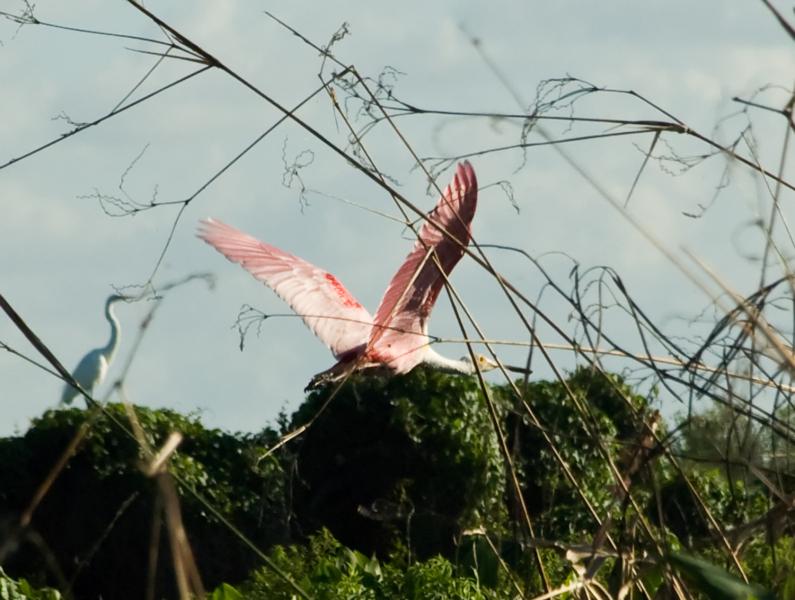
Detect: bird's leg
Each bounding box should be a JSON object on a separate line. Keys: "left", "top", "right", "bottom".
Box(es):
{"left": 305, "top": 359, "right": 391, "bottom": 391}
{"left": 305, "top": 360, "right": 355, "bottom": 391}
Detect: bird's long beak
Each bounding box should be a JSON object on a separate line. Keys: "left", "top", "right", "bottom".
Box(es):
{"left": 503, "top": 364, "right": 533, "bottom": 375}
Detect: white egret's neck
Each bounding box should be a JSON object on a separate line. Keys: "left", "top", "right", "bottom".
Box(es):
{"left": 422, "top": 347, "right": 476, "bottom": 374}
{"left": 103, "top": 296, "right": 123, "bottom": 362}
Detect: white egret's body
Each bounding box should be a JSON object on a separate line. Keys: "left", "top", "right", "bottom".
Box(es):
{"left": 199, "top": 162, "right": 499, "bottom": 389}
{"left": 61, "top": 294, "right": 125, "bottom": 404}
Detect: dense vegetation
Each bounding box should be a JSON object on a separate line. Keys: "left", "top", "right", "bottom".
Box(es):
{"left": 0, "top": 368, "right": 791, "bottom": 598}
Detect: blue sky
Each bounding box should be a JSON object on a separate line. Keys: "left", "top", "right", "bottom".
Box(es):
{"left": 1, "top": 1, "right": 794, "bottom": 434}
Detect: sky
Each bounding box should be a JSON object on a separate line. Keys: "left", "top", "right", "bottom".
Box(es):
{"left": 1, "top": 1, "right": 794, "bottom": 435}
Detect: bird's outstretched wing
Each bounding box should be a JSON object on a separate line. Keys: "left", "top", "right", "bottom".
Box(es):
{"left": 198, "top": 219, "right": 373, "bottom": 359}
{"left": 368, "top": 162, "right": 478, "bottom": 368}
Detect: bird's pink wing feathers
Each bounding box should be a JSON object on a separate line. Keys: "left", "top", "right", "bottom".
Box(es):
{"left": 367, "top": 161, "right": 478, "bottom": 370}
{"left": 198, "top": 219, "right": 373, "bottom": 359}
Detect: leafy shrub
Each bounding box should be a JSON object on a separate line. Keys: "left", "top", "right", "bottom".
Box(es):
{"left": 0, "top": 405, "right": 288, "bottom": 600}
{"left": 238, "top": 528, "right": 506, "bottom": 599}
{"left": 289, "top": 368, "right": 507, "bottom": 560}
{"left": 495, "top": 367, "right": 652, "bottom": 539}
{"left": 2, "top": 369, "right": 792, "bottom": 599}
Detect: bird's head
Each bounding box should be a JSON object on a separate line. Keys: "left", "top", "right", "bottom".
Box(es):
{"left": 460, "top": 353, "right": 500, "bottom": 373}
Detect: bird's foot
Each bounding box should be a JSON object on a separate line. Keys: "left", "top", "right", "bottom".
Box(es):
{"left": 304, "top": 360, "right": 391, "bottom": 391}
{"left": 304, "top": 372, "right": 333, "bottom": 391}
{"left": 304, "top": 362, "right": 351, "bottom": 391}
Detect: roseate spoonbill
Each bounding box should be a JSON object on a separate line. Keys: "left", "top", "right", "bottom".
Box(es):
{"left": 61, "top": 294, "right": 126, "bottom": 404}
{"left": 199, "top": 161, "right": 497, "bottom": 388}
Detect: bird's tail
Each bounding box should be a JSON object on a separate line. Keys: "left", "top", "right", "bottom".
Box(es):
{"left": 60, "top": 382, "right": 78, "bottom": 405}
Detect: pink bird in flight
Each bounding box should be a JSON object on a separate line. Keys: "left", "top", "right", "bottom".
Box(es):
{"left": 198, "top": 161, "right": 497, "bottom": 389}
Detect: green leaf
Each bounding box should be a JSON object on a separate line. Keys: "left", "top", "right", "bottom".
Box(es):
{"left": 208, "top": 582, "right": 244, "bottom": 600}
{"left": 781, "top": 572, "right": 795, "bottom": 600}
{"left": 459, "top": 534, "right": 498, "bottom": 589}
{"left": 0, "top": 568, "right": 63, "bottom": 600}
{"left": 668, "top": 552, "right": 775, "bottom": 600}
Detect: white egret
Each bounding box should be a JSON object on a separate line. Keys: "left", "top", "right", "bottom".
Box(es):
{"left": 61, "top": 294, "right": 127, "bottom": 404}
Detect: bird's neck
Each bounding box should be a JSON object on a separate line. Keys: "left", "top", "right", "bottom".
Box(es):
{"left": 103, "top": 301, "right": 121, "bottom": 361}
{"left": 422, "top": 347, "right": 474, "bottom": 374}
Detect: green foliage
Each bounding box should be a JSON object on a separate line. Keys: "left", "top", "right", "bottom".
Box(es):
{"left": 208, "top": 582, "right": 244, "bottom": 600}
{"left": 290, "top": 367, "right": 507, "bottom": 559}
{"left": 654, "top": 467, "right": 768, "bottom": 545}
{"left": 0, "top": 568, "right": 61, "bottom": 600}
{"left": 656, "top": 404, "right": 795, "bottom": 596}
{"left": 0, "top": 405, "right": 288, "bottom": 600}
{"left": 667, "top": 552, "right": 775, "bottom": 600}
{"left": 240, "top": 529, "right": 505, "bottom": 599}
{"left": 2, "top": 369, "right": 793, "bottom": 599}
{"left": 675, "top": 402, "right": 795, "bottom": 518}
{"left": 495, "top": 367, "right": 652, "bottom": 538}
{"left": 677, "top": 402, "right": 795, "bottom": 486}
{"left": 457, "top": 534, "right": 499, "bottom": 589}
{"left": 680, "top": 406, "right": 757, "bottom": 464}
{"left": 742, "top": 535, "right": 795, "bottom": 596}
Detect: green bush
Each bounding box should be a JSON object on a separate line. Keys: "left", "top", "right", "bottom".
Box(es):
{"left": 0, "top": 405, "right": 288, "bottom": 600}
{"left": 237, "top": 529, "right": 507, "bottom": 599}
{"left": 495, "top": 367, "right": 652, "bottom": 539}
{"left": 289, "top": 368, "right": 507, "bottom": 560}
{"left": 2, "top": 369, "right": 792, "bottom": 599}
